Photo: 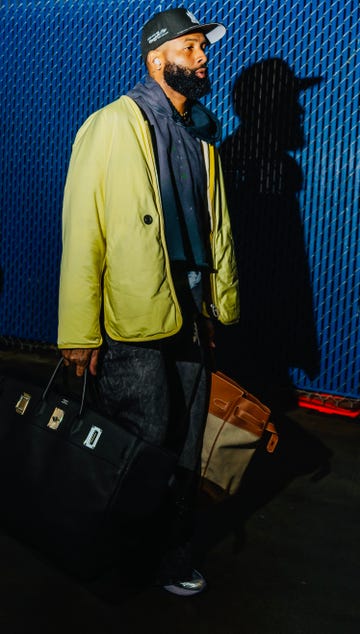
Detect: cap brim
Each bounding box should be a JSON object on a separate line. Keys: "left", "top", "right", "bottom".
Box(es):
{"left": 202, "top": 23, "right": 227, "bottom": 44}
{"left": 175, "top": 22, "right": 226, "bottom": 45}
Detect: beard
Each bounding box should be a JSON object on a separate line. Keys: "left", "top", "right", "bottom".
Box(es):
{"left": 163, "top": 62, "right": 211, "bottom": 99}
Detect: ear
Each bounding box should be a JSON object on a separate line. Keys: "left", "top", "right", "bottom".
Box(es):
{"left": 148, "top": 50, "right": 163, "bottom": 71}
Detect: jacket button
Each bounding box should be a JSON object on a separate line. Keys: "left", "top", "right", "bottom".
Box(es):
{"left": 143, "top": 214, "right": 153, "bottom": 225}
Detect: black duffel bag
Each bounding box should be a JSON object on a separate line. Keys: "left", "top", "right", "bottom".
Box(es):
{"left": 0, "top": 358, "right": 177, "bottom": 579}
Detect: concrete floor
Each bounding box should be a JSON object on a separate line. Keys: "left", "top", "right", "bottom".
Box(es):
{"left": 0, "top": 349, "right": 359, "bottom": 634}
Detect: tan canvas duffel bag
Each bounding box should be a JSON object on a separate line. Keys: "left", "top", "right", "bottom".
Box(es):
{"left": 201, "top": 371, "right": 278, "bottom": 499}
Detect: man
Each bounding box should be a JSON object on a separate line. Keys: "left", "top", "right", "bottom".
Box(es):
{"left": 58, "top": 7, "right": 239, "bottom": 596}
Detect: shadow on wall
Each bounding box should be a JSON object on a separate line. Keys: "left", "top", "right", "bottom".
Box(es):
{"left": 216, "top": 57, "right": 323, "bottom": 411}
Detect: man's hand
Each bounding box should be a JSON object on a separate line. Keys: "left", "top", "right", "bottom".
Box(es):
{"left": 60, "top": 348, "right": 100, "bottom": 377}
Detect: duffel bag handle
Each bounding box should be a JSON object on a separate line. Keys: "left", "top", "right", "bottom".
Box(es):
{"left": 42, "top": 357, "right": 88, "bottom": 418}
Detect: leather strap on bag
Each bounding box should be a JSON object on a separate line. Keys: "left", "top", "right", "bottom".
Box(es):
{"left": 208, "top": 371, "right": 279, "bottom": 452}
{"left": 265, "top": 421, "right": 279, "bottom": 453}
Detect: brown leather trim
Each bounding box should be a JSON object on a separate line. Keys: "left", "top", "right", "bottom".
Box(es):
{"left": 266, "top": 432, "right": 279, "bottom": 453}
{"left": 208, "top": 372, "right": 271, "bottom": 435}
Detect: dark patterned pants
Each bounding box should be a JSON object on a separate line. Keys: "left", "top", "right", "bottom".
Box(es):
{"left": 96, "top": 300, "right": 212, "bottom": 576}
{"left": 97, "top": 323, "right": 210, "bottom": 473}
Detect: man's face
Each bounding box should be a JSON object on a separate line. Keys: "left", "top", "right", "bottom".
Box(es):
{"left": 160, "top": 32, "right": 211, "bottom": 99}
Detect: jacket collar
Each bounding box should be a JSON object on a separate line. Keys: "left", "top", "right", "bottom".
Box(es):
{"left": 128, "top": 76, "right": 221, "bottom": 143}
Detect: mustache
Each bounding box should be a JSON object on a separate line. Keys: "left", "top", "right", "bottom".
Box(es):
{"left": 177, "top": 64, "right": 208, "bottom": 76}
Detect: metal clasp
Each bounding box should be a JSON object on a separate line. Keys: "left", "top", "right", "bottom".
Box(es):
{"left": 47, "top": 407, "right": 65, "bottom": 430}
{"left": 15, "top": 392, "right": 31, "bottom": 415}
{"left": 83, "top": 426, "right": 102, "bottom": 450}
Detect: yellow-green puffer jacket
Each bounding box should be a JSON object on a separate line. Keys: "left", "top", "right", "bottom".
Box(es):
{"left": 58, "top": 96, "right": 239, "bottom": 348}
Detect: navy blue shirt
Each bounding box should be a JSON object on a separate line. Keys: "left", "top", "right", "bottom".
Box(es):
{"left": 128, "top": 77, "right": 221, "bottom": 269}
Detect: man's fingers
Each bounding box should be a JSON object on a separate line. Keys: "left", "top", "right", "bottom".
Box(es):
{"left": 75, "top": 364, "right": 86, "bottom": 377}
{"left": 60, "top": 348, "right": 98, "bottom": 376}
{"left": 89, "top": 349, "right": 100, "bottom": 376}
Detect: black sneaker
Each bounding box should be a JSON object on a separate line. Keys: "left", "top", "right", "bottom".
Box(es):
{"left": 163, "top": 569, "right": 207, "bottom": 596}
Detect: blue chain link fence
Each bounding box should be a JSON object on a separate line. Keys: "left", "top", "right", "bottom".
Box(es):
{"left": 0, "top": 0, "right": 359, "bottom": 398}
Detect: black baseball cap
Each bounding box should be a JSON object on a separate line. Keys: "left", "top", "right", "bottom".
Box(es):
{"left": 141, "top": 7, "right": 226, "bottom": 61}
